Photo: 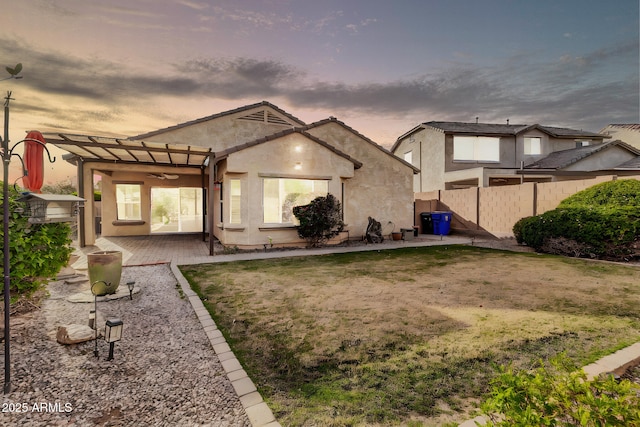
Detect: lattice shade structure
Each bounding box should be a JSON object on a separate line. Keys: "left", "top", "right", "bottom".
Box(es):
{"left": 41, "top": 133, "right": 212, "bottom": 168}
{"left": 18, "top": 193, "right": 84, "bottom": 224}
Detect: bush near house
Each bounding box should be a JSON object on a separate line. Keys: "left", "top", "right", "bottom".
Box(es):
{"left": 293, "top": 193, "right": 344, "bottom": 248}
{"left": 0, "top": 184, "right": 74, "bottom": 295}
{"left": 481, "top": 353, "right": 640, "bottom": 426}
{"left": 513, "top": 180, "right": 640, "bottom": 260}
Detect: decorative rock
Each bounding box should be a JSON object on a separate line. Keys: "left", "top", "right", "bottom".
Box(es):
{"left": 6, "top": 264, "right": 251, "bottom": 426}
{"left": 56, "top": 324, "right": 96, "bottom": 344}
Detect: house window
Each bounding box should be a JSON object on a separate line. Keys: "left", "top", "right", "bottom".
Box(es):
{"left": 229, "top": 179, "right": 241, "bottom": 224}
{"left": 453, "top": 136, "right": 500, "bottom": 162}
{"left": 263, "top": 178, "right": 329, "bottom": 224}
{"left": 576, "top": 140, "right": 591, "bottom": 148}
{"left": 150, "top": 187, "right": 203, "bottom": 233}
{"left": 524, "top": 137, "right": 542, "bottom": 155}
{"left": 403, "top": 151, "right": 413, "bottom": 164}
{"left": 116, "top": 183, "right": 142, "bottom": 220}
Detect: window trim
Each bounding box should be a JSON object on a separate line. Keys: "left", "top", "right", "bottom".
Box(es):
{"left": 229, "top": 179, "right": 241, "bottom": 224}
{"left": 115, "top": 182, "right": 143, "bottom": 222}
{"left": 524, "top": 136, "right": 542, "bottom": 155}
{"left": 262, "top": 177, "right": 330, "bottom": 225}
{"left": 453, "top": 136, "right": 500, "bottom": 162}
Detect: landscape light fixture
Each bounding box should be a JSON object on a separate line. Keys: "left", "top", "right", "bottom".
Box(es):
{"left": 104, "top": 318, "right": 123, "bottom": 361}
{"left": 90, "top": 280, "right": 108, "bottom": 358}
{"left": 127, "top": 281, "right": 135, "bottom": 300}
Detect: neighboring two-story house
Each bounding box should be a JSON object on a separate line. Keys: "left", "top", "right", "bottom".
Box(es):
{"left": 391, "top": 121, "right": 616, "bottom": 192}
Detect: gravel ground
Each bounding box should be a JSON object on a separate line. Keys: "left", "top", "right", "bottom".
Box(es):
{"left": 1, "top": 264, "right": 250, "bottom": 427}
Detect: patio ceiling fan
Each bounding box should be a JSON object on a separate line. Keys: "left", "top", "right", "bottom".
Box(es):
{"left": 146, "top": 173, "right": 179, "bottom": 180}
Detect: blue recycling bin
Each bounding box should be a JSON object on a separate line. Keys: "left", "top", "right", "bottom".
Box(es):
{"left": 431, "top": 211, "right": 452, "bottom": 235}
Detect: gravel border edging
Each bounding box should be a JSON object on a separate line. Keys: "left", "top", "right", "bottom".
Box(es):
{"left": 170, "top": 261, "right": 281, "bottom": 427}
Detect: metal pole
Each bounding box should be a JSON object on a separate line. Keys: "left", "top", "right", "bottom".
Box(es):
{"left": 3, "top": 93, "right": 12, "bottom": 394}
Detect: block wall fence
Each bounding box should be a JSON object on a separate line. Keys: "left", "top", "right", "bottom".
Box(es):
{"left": 415, "top": 175, "right": 640, "bottom": 238}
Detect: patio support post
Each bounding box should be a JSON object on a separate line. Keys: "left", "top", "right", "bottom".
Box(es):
{"left": 208, "top": 154, "right": 215, "bottom": 256}
{"left": 200, "top": 166, "right": 206, "bottom": 242}
{"left": 77, "top": 158, "right": 86, "bottom": 247}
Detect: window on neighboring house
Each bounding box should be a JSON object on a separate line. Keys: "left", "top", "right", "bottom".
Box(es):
{"left": 403, "top": 151, "right": 413, "bottom": 164}
{"left": 116, "top": 183, "right": 142, "bottom": 220}
{"left": 229, "top": 179, "right": 241, "bottom": 224}
{"left": 453, "top": 136, "right": 500, "bottom": 162}
{"left": 524, "top": 137, "right": 542, "bottom": 155}
{"left": 263, "top": 178, "right": 329, "bottom": 224}
{"left": 576, "top": 140, "right": 591, "bottom": 148}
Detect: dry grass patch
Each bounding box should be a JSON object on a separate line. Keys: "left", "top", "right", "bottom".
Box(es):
{"left": 180, "top": 245, "right": 640, "bottom": 426}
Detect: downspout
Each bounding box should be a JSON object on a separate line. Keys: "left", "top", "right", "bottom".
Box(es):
{"left": 419, "top": 139, "right": 423, "bottom": 193}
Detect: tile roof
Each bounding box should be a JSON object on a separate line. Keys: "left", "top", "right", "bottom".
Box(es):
{"left": 605, "top": 124, "right": 640, "bottom": 131}
{"left": 423, "top": 121, "right": 529, "bottom": 135}
{"left": 526, "top": 140, "right": 640, "bottom": 170}
{"left": 615, "top": 156, "right": 640, "bottom": 169}
{"left": 423, "top": 122, "right": 604, "bottom": 138}
{"left": 302, "top": 118, "right": 420, "bottom": 173}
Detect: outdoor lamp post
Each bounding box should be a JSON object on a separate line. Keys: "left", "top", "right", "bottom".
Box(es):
{"left": 90, "top": 280, "right": 108, "bottom": 358}
{"left": 2, "top": 64, "right": 25, "bottom": 394}
{"left": 104, "top": 318, "right": 123, "bottom": 361}
{"left": 127, "top": 281, "right": 135, "bottom": 300}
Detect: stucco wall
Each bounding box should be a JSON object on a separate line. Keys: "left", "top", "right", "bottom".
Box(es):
{"left": 218, "top": 132, "right": 356, "bottom": 247}
{"left": 97, "top": 164, "right": 202, "bottom": 238}
{"left": 601, "top": 126, "right": 640, "bottom": 150}
{"left": 138, "top": 106, "right": 299, "bottom": 152}
{"left": 306, "top": 122, "right": 415, "bottom": 238}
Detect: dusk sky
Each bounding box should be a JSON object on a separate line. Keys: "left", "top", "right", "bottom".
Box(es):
{"left": 2, "top": 0, "right": 639, "bottom": 183}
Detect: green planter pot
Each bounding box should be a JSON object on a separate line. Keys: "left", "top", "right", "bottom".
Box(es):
{"left": 87, "top": 251, "right": 122, "bottom": 296}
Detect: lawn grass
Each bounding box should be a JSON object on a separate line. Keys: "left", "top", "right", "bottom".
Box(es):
{"left": 180, "top": 245, "right": 640, "bottom": 426}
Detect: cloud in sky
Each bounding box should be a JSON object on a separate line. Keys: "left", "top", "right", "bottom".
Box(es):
{"left": 1, "top": 0, "right": 638, "bottom": 154}
{"left": 4, "top": 33, "right": 636, "bottom": 138}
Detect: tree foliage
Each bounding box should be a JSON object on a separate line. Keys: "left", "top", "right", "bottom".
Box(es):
{"left": 0, "top": 183, "right": 74, "bottom": 294}
{"left": 481, "top": 353, "right": 640, "bottom": 426}
{"left": 293, "top": 193, "right": 344, "bottom": 248}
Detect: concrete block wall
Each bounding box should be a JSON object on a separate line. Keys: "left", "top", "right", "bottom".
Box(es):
{"left": 440, "top": 188, "right": 477, "bottom": 225}
{"left": 536, "top": 176, "right": 614, "bottom": 214}
{"left": 416, "top": 176, "right": 640, "bottom": 238}
{"left": 478, "top": 183, "right": 535, "bottom": 237}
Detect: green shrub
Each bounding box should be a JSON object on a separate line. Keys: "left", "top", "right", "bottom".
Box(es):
{"left": 559, "top": 179, "right": 640, "bottom": 208}
{"left": 480, "top": 353, "right": 640, "bottom": 426}
{"left": 293, "top": 193, "right": 344, "bottom": 248}
{"left": 513, "top": 180, "right": 640, "bottom": 260}
{"left": 0, "top": 184, "right": 74, "bottom": 294}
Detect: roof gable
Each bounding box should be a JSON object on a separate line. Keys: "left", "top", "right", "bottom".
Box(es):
{"left": 215, "top": 128, "right": 363, "bottom": 169}
{"left": 304, "top": 118, "right": 420, "bottom": 173}
{"left": 131, "top": 101, "right": 305, "bottom": 140}
{"left": 424, "top": 121, "right": 528, "bottom": 135}
{"left": 603, "top": 124, "right": 640, "bottom": 133}
{"left": 526, "top": 140, "right": 640, "bottom": 170}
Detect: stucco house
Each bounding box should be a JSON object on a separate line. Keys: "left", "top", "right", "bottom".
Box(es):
{"left": 45, "top": 101, "right": 417, "bottom": 253}
{"left": 600, "top": 124, "right": 640, "bottom": 150}
{"left": 391, "top": 121, "right": 610, "bottom": 191}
